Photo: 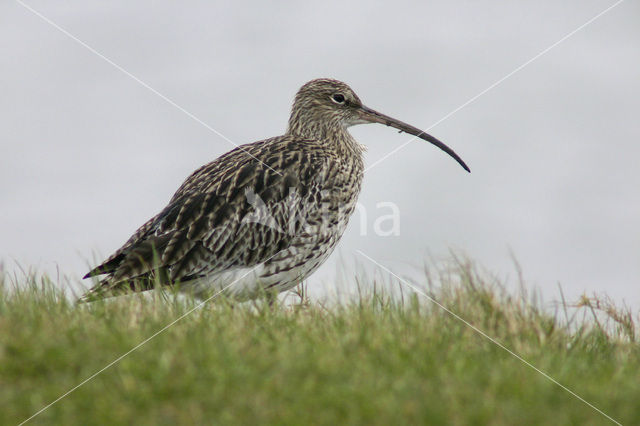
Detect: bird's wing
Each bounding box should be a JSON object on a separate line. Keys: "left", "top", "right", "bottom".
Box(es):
{"left": 81, "top": 138, "right": 328, "bottom": 300}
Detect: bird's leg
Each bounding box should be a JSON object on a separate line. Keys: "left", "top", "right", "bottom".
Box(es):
{"left": 291, "top": 281, "right": 309, "bottom": 308}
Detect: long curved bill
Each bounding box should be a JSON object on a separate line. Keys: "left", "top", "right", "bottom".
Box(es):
{"left": 359, "top": 105, "right": 470, "bottom": 173}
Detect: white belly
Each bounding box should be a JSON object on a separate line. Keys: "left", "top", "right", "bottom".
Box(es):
{"left": 181, "top": 234, "right": 340, "bottom": 301}
{"left": 181, "top": 193, "right": 355, "bottom": 301}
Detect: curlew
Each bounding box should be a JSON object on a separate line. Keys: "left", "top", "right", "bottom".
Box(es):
{"left": 81, "top": 78, "right": 469, "bottom": 302}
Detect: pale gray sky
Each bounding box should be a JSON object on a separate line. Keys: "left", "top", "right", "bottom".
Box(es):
{"left": 1, "top": 1, "right": 639, "bottom": 307}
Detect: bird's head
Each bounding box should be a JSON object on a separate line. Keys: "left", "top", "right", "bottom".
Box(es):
{"left": 287, "top": 78, "right": 470, "bottom": 172}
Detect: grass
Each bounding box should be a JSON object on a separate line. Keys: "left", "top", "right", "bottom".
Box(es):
{"left": 1, "top": 258, "right": 638, "bottom": 425}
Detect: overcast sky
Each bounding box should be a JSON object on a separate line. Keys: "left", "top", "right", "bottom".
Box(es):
{"left": 1, "top": 1, "right": 638, "bottom": 307}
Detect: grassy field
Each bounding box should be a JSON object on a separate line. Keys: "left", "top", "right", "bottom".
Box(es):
{"left": 1, "top": 259, "right": 638, "bottom": 425}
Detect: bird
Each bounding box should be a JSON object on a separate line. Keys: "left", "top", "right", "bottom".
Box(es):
{"left": 80, "top": 78, "right": 469, "bottom": 303}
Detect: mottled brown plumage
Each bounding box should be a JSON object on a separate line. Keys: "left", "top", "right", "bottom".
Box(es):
{"left": 81, "top": 79, "right": 469, "bottom": 302}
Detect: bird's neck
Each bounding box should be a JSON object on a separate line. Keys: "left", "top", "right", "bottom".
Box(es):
{"left": 286, "top": 119, "right": 365, "bottom": 160}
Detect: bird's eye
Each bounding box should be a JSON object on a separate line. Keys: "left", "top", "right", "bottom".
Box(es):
{"left": 331, "top": 94, "right": 346, "bottom": 104}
